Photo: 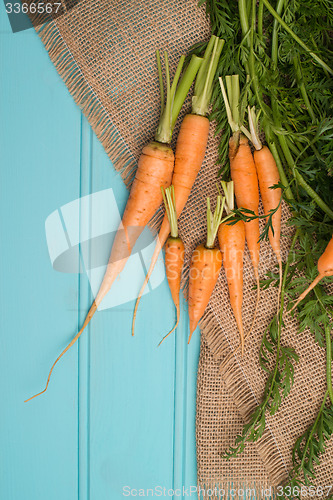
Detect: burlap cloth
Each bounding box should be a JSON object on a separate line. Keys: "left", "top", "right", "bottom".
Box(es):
{"left": 35, "top": 0, "right": 332, "bottom": 495}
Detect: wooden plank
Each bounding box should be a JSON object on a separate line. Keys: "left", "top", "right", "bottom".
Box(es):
{"left": 87, "top": 132, "right": 177, "bottom": 499}
{"left": 184, "top": 326, "right": 201, "bottom": 491}
{"left": 0, "top": 9, "right": 80, "bottom": 500}
{"left": 78, "top": 116, "right": 93, "bottom": 500}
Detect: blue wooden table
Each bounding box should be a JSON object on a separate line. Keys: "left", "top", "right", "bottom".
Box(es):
{"left": 0, "top": 7, "right": 201, "bottom": 499}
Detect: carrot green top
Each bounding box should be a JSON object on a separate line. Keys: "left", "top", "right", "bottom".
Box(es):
{"left": 206, "top": 195, "right": 225, "bottom": 249}
{"left": 191, "top": 36, "right": 225, "bottom": 117}
{"left": 220, "top": 181, "right": 234, "bottom": 216}
{"left": 155, "top": 35, "right": 225, "bottom": 143}
{"left": 247, "top": 105, "right": 263, "bottom": 151}
{"left": 161, "top": 185, "right": 178, "bottom": 239}
{"left": 155, "top": 51, "right": 202, "bottom": 144}
{"left": 155, "top": 46, "right": 207, "bottom": 145}
{"left": 219, "top": 74, "right": 252, "bottom": 140}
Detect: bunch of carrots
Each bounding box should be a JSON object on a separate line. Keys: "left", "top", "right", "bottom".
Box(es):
{"left": 25, "top": 35, "right": 224, "bottom": 402}
{"left": 25, "top": 39, "right": 332, "bottom": 403}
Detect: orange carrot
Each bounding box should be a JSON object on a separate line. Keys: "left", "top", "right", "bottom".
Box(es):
{"left": 248, "top": 107, "right": 282, "bottom": 266}
{"left": 219, "top": 76, "right": 260, "bottom": 311}
{"left": 248, "top": 106, "right": 283, "bottom": 309}
{"left": 132, "top": 114, "right": 210, "bottom": 337}
{"left": 25, "top": 50, "right": 202, "bottom": 402}
{"left": 158, "top": 186, "right": 185, "bottom": 346}
{"left": 188, "top": 195, "right": 224, "bottom": 343}
{"left": 290, "top": 234, "right": 333, "bottom": 312}
{"left": 219, "top": 223, "right": 245, "bottom": 352}
{"left": 218, "top": 182, "right": 246, "bottom": 354}
{"left": 229, "top": 134, "right": 260, "bottom": 279}
{"left": 132, "top": 35, "right": 224, "bottom": 336}
{"left": 254, "top": 145, "right": 282, "bottom": 267}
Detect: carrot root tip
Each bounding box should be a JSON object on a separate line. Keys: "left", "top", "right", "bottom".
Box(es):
{"left": 25, "top": 301, "right": 98, "bottom": 402}
{"left": 157, "top": 306, "right": 180, "bottom": 347}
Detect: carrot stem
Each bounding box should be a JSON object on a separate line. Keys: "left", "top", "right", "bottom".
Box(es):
{"left": 293, "top": 56, "right": 316, "bottom": 122}
{"left": 325, "top": 324, "right": 333, "bottom": 405}
{"left": 219, "top": 75, "right": 252, "bottom": 141}
{"left": 161, "top": 186, "right": 178, "bottom": 238}
{"left": 271, "top": 0, "right": 283, "bottom": 71}
{"left": 231, "top": 75, "right": 240, "bottom": 126}
{"left": 194, "top": 36, "right": 215, "bottom": 97}
{"left": 170, "top": 55, "right": 184, "bottom": 100}
{"left": 269, "top": 0, "right": 333, "bottom": 219}
{"left": 269, "top": 0, "right": 332, "bottom": 218}
{"left": 171, "top": 55, "right": 202, "bottom": 129}
{"left": 268, "top": 140, "right": 295, "bottom": 201}
{"left": 165, "top": 52, "right": 171, "bottom": 111}
{"left": 155, "top": 52, "right": 185, "bottom": 144}
{"left": 156, "top": 50, "right": 164, "bottom": 116}
{"left": 219, "top": 77, "right": 237, "bottom": 133}
{"left": 220, "top": 181, "right": 234, "bottom": 215}
{"left": 262, "top": 0, "right": 333, "bottom": 75}
{"left": 239, "top": 0, "right": 250, "bottom": 36}
{"left": 206, "top": 195, "right": 225, "bottom": 249}
{"left": 258, "top": 0, "right": 264, "bottom": 39}
{"left": 247, "top": 106, "right": 262, "bottom": 151}
{"left": 192, "top": 36, "right": 224, "bottom": 117}
{"left": 239, "top": 0, "right": 296, "bottom": 209}
{"left": 294, "top": 172, "right": 333, "bottom": 220}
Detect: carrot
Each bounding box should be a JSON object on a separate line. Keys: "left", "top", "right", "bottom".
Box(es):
{"left": 253, "top": 147, "right": 281, "bottom": 261}
{"left": 188, "top": 195, "right": 224, "bottom": 343}
{"left": 290, "top": 234, "right": 333, "bottom": 312}
{"left": 218, "top": 181, "right": 246, "bottom": 354}
{"left": 158, "top": 186, "right": 185, "bottom": 346}
{"left": 219, "top": 76, "right": 261, "bottom": 316}
{"left": 25, "top": 50, "right": 203, "bottom": 402}
{"left": 230, "top": 135, "right": 260, "bottom": 274}
{"left": 248, "top": 106, "right": 283, "bottom": 309}
{"left": 254, "top": 145, "right": 282, "bottom": 293}
{"left": 131, "top": 35, "right": 225, "bottom": 336}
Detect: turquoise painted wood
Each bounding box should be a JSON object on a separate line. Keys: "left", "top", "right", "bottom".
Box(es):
{"left": 0, "top": 6, "right": 201, "bottom": 499}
